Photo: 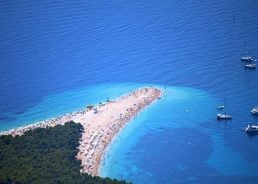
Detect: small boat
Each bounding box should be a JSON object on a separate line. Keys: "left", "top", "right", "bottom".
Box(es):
{"left": 217, "top": 113, "right": 232, "bottom": 120}
{"left": 251, "top": 106, "right": 258, "bottom": 115}
{"left": 217, "top": 105, "right": 224, "bottom": 110}
{"left": 240, "top": 41, "right": 254, "bottom": 62}
{"left": 217, "top": 99, "right": 232, "bottom": 120}
{"left": 244, "top": 124, "right": 258, "bottom": 134}
{"left": 241, "top": 56, "right": 254, "bottom": 62}
{"left": 244, "top": 63, "right": 256, "bottom": 69}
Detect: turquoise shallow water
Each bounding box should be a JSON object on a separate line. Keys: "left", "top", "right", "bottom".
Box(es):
{"left": 100, "top": 85, "right": 258, "bottom": 183}
{"left": 1, "top": 0, "right": 258, "bottom": 183}
{"left": 0, "top": 83, "right": 143, "bottom": 130}
{"left": 2, "top": 82, "right": 258, "bottom": 183}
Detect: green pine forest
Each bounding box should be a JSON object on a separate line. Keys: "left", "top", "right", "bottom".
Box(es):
{"left": 0, "top": 121, "right": 131, "bottom": 184}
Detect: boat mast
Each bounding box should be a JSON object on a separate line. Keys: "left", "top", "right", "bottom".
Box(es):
{"left": 244, "top": 40, "right": 249, "bottom": 56}
{"left": 224, "top": 99, "right": 227, "bottom": 115}
{"left": 223, "top": 99, "right": 230, "bottom": 116}
{"left": 244, "top": 41, "right": 247, "bottom": 54}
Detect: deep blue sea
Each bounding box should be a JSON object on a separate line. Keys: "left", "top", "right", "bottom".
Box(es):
{"left": 1, "top": 0, "right": 258, "bottom": 183}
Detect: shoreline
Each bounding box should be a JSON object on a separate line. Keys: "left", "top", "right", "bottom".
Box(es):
{"left": 0, "top": 86, "right": 162, "bottom": 176}
{"left": 97, "top": 90, "right": 161, "bottom": 176}
{"left": 76, "top": 87, "right": 162, "bottom": 175}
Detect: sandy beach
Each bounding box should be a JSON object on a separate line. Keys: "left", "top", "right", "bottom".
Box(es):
{"left": 0, "top": 87, "right": 161, "bottom": 176}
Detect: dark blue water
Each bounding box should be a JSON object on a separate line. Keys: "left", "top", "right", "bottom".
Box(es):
{"left": 1, "top": 0, "right": 258, "bottom": 183}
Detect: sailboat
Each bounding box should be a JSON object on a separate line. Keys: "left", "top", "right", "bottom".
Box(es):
{"left": 241, "top": 56, "right": 254, "bottom": 62}
{"left": 244, "top": 124, "right": 258, "bottom": 134}
{"left": 217, "top": 100, "right": 232, "bottom": 120}
{"left": 244, "top": 63, "right": 256, "bottom": 69}
{"left": 240, "top": 41, "right": 254, "bottom": 62}
{"left": 251, "top": 106, "right": 258, "bottom": 115}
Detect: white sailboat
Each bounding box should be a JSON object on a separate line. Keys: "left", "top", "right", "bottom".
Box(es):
{"left": 240, "top": 41, "right": 254, "bottom": 62}
{"left": 243, "top": 124, "right": 258, "bottom": 136}
{"left": 245, "top": 63, "right": 256, "bottom": 69}
{"left": 217, "top": 100, "right": 232, "bottom": 120}
{"left": 251, "top": 106, "right": 258, "bottom": 115}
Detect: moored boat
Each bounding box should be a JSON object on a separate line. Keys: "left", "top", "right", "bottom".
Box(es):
{"left": 216, "top": 99, "right": 232, "bottom": 121}
{"left": 241, "top": 56, "right": 254, "bottom": 62}
{"left": 245, "top": 63, "right": 256, "bottom": 69}
{"left": 217, "top": 105, "right": 224, "bottom": 110}
{"left": 244, "top": 124, "right": 258, "bottom": 134}
{"left": 240, "top": 41, "right": 254, "bottom": 62}
{"left": 217, "top": 113, "right": 232, "bottom": 120}
{"left": 251, "top": 106, "right": 258, "bottom": 115}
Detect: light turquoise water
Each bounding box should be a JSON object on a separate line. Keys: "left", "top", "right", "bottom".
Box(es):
{"left": 100, "top": 85, "right": 258, "bottom": 183}
{"left": 2, "top": 82, "right": 258, "bottom": 183}
{"left": 0, "top": 83, "right": 144, "bottom": 130}
{"left": 1, "top": 0, "right": 258, "bottom": 183}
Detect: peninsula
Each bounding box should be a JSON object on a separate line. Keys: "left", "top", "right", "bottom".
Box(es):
{"left": 0, "top": 87, "right": 162, "bottom": 176}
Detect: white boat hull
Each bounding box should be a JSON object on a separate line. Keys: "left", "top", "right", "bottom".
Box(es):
{"left": 245, "top": 125, "right": 258, "bottom": 135}
{"left": 217, "top": 113, "right": 232, "bottom": 120}
{"left": 245, "top": 64, "right": 256, "bottom": 69}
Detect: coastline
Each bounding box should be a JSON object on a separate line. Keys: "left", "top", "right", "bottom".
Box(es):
{"left": 0, "top": 86, "right": 162, "bottom": 176}
{"left": 76, "top": 87, "right": 162, "bottom": 175}
{"left": 98, "top": 88, "right": 162, "bottom": 176}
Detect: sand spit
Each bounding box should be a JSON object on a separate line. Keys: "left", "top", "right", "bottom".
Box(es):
{"left": 0, "top": 87, "right": 162, "bottom": 176}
